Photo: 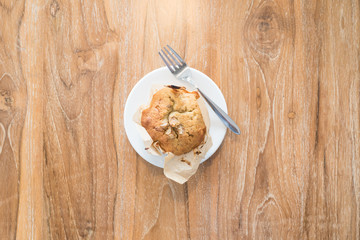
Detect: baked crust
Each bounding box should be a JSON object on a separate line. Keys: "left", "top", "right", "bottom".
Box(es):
{"left": 141, "top": 86, "right": 206, "bottom": 155}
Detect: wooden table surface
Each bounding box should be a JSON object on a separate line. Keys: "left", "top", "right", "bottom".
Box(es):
{"left": 1, "top": 0, "right": 360, "bottom": 239}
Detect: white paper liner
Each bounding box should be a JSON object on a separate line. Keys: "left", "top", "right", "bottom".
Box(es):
{"left": 133, "top": 85, "right": 212, "bottom": 184}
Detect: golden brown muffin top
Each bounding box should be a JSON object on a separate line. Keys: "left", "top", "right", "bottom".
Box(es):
{"left": 141, "top": 86, "right": 206, "bottom": 155}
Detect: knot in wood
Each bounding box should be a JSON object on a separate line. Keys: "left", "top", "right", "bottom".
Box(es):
{"left": 50, "top": 0, "right": 60, "bottom": 17}
{"left": 244, "top": 1, "right": 284, "bottom": 59}
{"left": 0, "top": 89, "right": 13, "bottom": 111}
{"left": 288, "top": 112, "right": 296, "bottom": 119}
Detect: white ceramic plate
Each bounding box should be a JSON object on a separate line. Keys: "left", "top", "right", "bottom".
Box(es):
{"left": 124, "top": 67, "right": 227, "bottom": 168}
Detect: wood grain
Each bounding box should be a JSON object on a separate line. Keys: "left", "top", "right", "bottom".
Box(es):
{"left": 0, "top": 0, "right": 359, "bottom": 239}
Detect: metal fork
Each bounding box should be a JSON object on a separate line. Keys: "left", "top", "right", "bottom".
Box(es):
{"left": 159, "top": 45, "right": 240, "bottom": 135}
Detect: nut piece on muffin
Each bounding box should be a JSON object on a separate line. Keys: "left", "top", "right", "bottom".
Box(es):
{"left": 141, "top": 85, "right": 206, "bottom": 155}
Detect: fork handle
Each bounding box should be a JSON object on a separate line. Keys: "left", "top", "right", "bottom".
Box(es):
{"left": 197, "top": 88, "right": 241, "bottom": 135}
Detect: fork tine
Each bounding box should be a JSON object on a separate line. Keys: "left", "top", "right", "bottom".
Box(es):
{"left": 159, "top": 52, "right": 174, "bottom": 73}
{"left": 161, "top": 49, "right": 177, "bottom": 69}
{"left": 167, "top": 45, "right": 185, "bottom": 64}
{"left": 164, "top": 46, "right": 181, "bottom": 66}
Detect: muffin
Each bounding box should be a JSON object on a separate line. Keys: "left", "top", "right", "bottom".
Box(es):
{"left": 141, "top": 85, "right": 206, "bottom": 155}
